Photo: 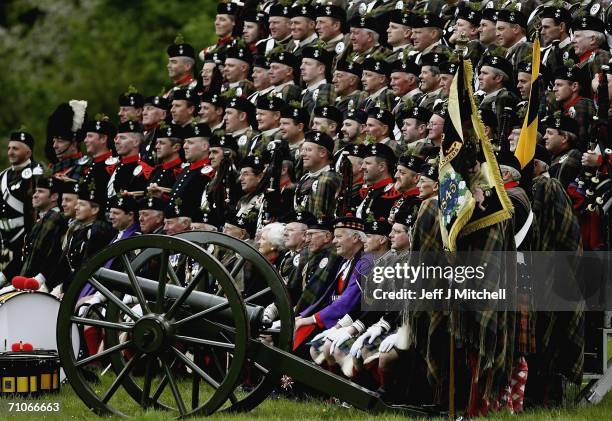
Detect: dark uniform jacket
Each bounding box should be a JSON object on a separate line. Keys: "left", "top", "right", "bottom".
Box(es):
{"left": 20, "top": 207, "right": 68, "bottom": 281}
{"left": 301, "top": 81, "right": 335, "bottom": 115}
{"left": 294, "top": 165, "right": 341, "bottom": 217}
{"left": 108, "top": 154, "right": 154, "bottom": 196}
{"left": 147, "top": 157, "right": 184, "bottom": 198}
{"left": 169, "top": 158, "right": 215, "bottom": 222}
{"left": 50, "top": 218, "right": 116, "bottom": 291}
{"left": 355, "top": 177, "right": 402, "bottom": 220}
{"left": 0, "top": 160, "right": 42, "bottom": 280}
{"left": 335, "top": 90, "right": 366, "bottom": 116}
{"left": 550, "top": 148, "right": 582, "bottom": 190}
{"left": 79, "top": 151, "right": 114, "bottom": 204}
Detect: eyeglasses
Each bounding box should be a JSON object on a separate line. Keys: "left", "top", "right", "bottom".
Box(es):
{"left": 427, "top": 122, "right": 443, "bottom": 127}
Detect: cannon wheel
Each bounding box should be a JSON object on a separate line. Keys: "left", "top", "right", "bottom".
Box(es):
{"left": 57, "top": 235, "right": 249, "bottom": 417}
{"left": 117, "top": 231, "right": 294, "bottom": 413}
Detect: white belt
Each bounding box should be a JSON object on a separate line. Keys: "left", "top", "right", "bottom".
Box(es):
{"left": 0, "top": 216, "right": 24, "bottom": 231}
{"left": 1, "top": 171, "right": 24, "bottom": 213}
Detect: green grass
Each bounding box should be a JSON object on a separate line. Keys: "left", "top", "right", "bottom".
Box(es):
{"left": 1, "top": 338, "right": 611, "bottom": 420}
{"left": 0, "top": 374, "right": 611, "bottom": 420}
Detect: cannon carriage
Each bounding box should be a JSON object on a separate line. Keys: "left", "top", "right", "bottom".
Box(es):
{"left": 56, "top": 232, "right": 434, "bottom": 418}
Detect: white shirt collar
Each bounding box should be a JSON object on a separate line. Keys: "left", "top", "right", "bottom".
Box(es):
{"left": 308, "top": 164, "right": 331, "bottom": 178}
{"left": 327, "top": 33, "right": 344, "bottom": 44}
{"left": 367, "top": 86, "right": 387, "bottom": 100}
{"left": 262, "top": 127, "right": 279, "bottom": 137}
{"left": 306, "top": 78, "right": 326, "bottom": 91}
{"left": 274, "top": 80, "right": 294, "bottom": 91}
{"left": 298, "top": 33, "right": 318, "bottom": 47}
{"left": 12, "top": 159, "right": 31, "bottom": 171}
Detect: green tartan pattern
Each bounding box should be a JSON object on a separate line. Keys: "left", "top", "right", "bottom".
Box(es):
{"left": 531, "top": 175, "right": 584, "bottom": 384}
{"left": 302, "top": 83, "right": 336, "bottom": 115}
{"left": 294, "top": 247, "right": 342, "bottom": 314}
{"left": 20, "top": 209, "right": 68, "bottom": 278}
{"left": 454, "top": 220, "right": 517, "bottom": 403}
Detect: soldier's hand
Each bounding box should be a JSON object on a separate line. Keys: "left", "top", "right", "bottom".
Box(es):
{"left": 146, "top": 183, "right": 164, "bottom": 198}
{"left": 582, "top": 150, "right": 600, "bottom": 167}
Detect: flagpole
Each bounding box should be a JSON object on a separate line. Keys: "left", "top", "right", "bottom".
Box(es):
{"left": 447, "top": 32, "right": 469, "bottom": 421}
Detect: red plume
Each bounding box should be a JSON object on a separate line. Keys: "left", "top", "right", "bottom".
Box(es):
{"left": 11, "top": 276, "right": 26, "bottom": 290}
{"left": 24, "top": 278, "right": 40, "bottom": 290}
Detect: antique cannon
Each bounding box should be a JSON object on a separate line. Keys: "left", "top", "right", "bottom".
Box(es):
{"left": 57, "top": 232, "right": 434, "bottom": 417}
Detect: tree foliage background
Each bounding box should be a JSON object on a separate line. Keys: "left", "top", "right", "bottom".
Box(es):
{"left": 0, "top": 0, "right": 217, "bottom": 167}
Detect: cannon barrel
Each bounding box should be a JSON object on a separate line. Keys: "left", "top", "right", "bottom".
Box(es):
{"left": 95, "top": 267, "right": 265, "bottom": 331}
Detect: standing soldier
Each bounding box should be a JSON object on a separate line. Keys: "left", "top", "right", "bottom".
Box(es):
{"left": 288, "top": 3, "right": 319, "bottom": 58}
{"left": 312, "top": 105, "right": 343, "bottom": 138}
{"left": 417, "top": 52, "right": 446, "bottom": 111}
{"left": 107, "top": 121, "right": 154, "bottom": 197}
{"left": 268, "top": 50, "right": 302, "bottom": 102}
{"left": 552, "top": 66, "right": 595, "bottom": 151}
{"left": 236, "top": 155, "right": 265, "bottom": 218}
{"left": 223, "top": 43, "right": 255, "bottom": 97}
{"left": 80, "top": 116, "right": 116, "bottom": 207}
{"left": 47, "top": 101, "right": 88, "bottom": 182}
{"left": 264, "top": 1, "right": 294, "bottom": 53}
{"left": 385, "top": 9, "right": 415, "bottom": 63}
{"left": 365, "top": 108, "right": 402, "bottom": 156}
{"left": 168, "top": 124, "right": 215, "bottom": 225}
{"left": 389, "top": 154, "right": 423, "bottom": 223}
{"left": 201, "top": 134, "right": 241, "bottom": 228}
{"left": 294, "top": 131, "right": 341, "bottom": 217}
{"left": 117, "top": 87, "right": 144, "bottom": 124}
{"left": 0, "top": 130, "right": 42, "bottom": 287}
{"left": 571, "top": 15, "right": 611, "bottom": 84}
{"left": 346, "top": 15, "right": 389, "bottom": 64}
{"left": 477, "top": 55, "right": 519, "bottom": 129}
{"left": 315, "top": 4, "right": 347, "bottom": 55}
{"left": 356, "top": 143, "right": 400, "bottom": 219}
{"left": 390, "top": 58, "right": 423, "bottom": 114}
{"left": 145, "top": 124, "right": 184, "bottom": 201}
{"left": 251, "top": 94, "right": 285, "bottom": 157}
{"left": 361, "top": 55, "right": 396, "bottom": 111}
{"left": 279, "top": 102, "right": 308, "bottom": 180}
{"left": 224, "top": 96, "right": 258, "bottom": 162}
{"left": 17, "top": 176, "right": 68, "bottom": 293}
{"left": 540, "top": 6, "right": 574, "bottom": 72}
{"left": 141, "top": 95, "right": 170, "bottom": 165}
{"left": 50, "top": 181, "right": 115, "bottom": 293}
{"left": 543, "top": 114, "right": 582, "bottom": 190}
{"left": 496, "top": 8, "right": 531, "bottom": 77}
{"left": 333, "top": 59, "right": 366, "bottom": 116}
{"left": 199, "top": 92, "right": 225, "bottom": 133}
{"left": 166, "top": 35, "right": 197, "bottom": 98}
{"left": 410, "top": 12, "right": 449, "bottom": 64}
{"left": 171, "top": 88, "right": 199, "bottom": 127}
{"left": 300, "top": 45, "right": 336, "bottom": 114}
{"left": 248, "top": 55, "right": 275, "bottom": 104}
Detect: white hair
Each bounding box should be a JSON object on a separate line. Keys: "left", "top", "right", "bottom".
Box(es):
{"left": 262, "top": 222, "right": 287, "bottom": 252}
{"left": 579, "top": 30, "right": 606, "bottom": 47}
{"left": 342, "top": 227, "right": 368, "bottom": 243}
{"left": 500, "top": 165, "right": 521, "bottom": 181}
{"left": 488, "top": 67, "right": 509, "bottom": 82}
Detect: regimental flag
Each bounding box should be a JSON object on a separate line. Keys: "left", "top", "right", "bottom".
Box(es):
{"left": 438, "top": 58, "right": 513, "bottom": 251}
{"left": 514, "top": 37, "right": 541, "bottom": 169}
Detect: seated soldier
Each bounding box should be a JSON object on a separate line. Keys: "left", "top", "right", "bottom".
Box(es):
{"left": 293, "top": 216, "right": 373, "bottom": 357}
{"left": 309, "top": 217, "right": 392, "bottom": 380}
{"left": 9, "top": 177, "right": 68, "bottom": 295}
{"left": 221, "top": 210, "right": 258, "bottom": 293}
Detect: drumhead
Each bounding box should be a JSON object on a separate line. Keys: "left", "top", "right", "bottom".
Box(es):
{"left": 0, "top": 291, "right": 79, "bottom": 380}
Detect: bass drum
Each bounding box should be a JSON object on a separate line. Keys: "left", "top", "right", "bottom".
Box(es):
{"left": 0, "top": 290, "right": 79, "bottom": 380}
